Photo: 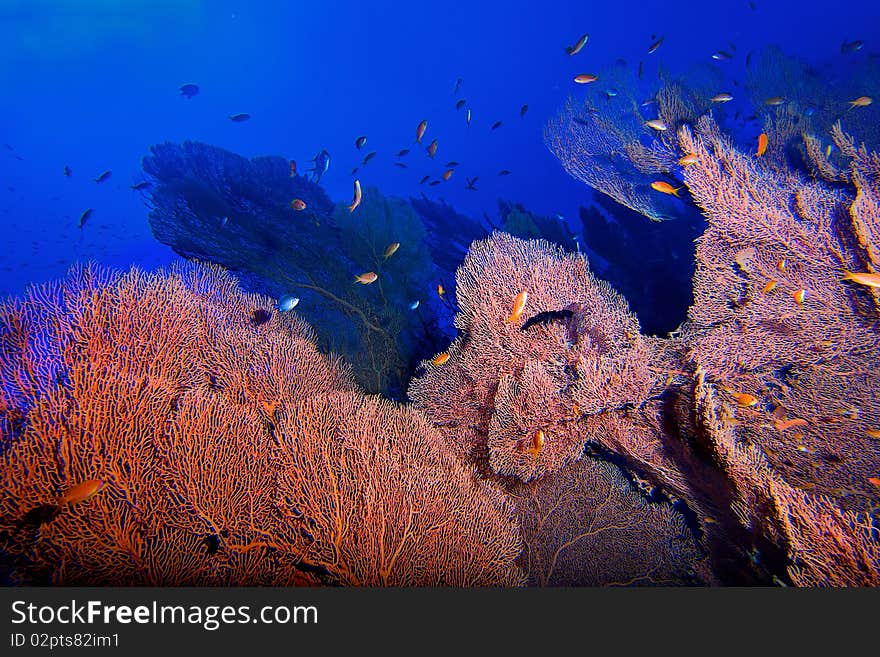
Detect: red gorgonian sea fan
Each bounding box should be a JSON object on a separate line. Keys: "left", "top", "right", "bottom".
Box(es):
{"left": 677, "top": 116, "right": 880, "bottom": 511}
{"left": 408, "top": 231, "right": 664, "bottom": 483}
{"left": 0, "top": 262, "right": 523, "bottom": 586}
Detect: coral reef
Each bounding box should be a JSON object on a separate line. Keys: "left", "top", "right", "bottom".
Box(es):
{"left": 745, "top": 46, "right": 880, "bottom": 153}
{"left": 543, "top": 73, "right": 717, "bottom": 223}
{"left": 678, "top": 116, "right": 880, "bottom": 511}
{"left": 0, "top": 263, "right": 523, "bottom": 586}
{"left": 512, "top": 456, "right": 706, "bottom": 586}
{"left": 143, "top": 142, "right": 444, "bottom": 397}
{"left": 408, "top": 232, "right": 661, "bottom": 483}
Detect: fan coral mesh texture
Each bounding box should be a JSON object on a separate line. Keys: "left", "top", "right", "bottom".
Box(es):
{"left": 678, "top": 117, "right": 880, "bottom": 511}
{"left": 0, "top": 263, "right": 523, "bottom": 586}
{"left": 408, "top": 232, "right": 664, "bottom": 483}
{"left": 512, "top": 456, "right": 706, "bottom": 586}
{"left": 692, "top": 369, "right": 879, "bottom": 586}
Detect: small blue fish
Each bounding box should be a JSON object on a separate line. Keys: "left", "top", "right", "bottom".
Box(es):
{"left": 179, "top": 83, "right": 199, "bottom": 98}
{"left": 278, "top": 295, "right": 300, "bottom": 312}
{"left": 409, "top": 300, "right": 420, "bottom": 310}
{"left": 605, "top": 88, "right": 619, "bottom": 98}
{"left": 221, "top": 216, "right": 229, "bottom": 227}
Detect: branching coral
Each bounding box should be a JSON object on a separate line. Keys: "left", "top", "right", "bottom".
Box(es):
{"left": 408, "top": 232, "right": 668, "bottom": 484}
{"left": 746, "top": 46, "right": 880, "bottom": 152}
{"left": 143, "top": 142, "right": 438, "bottom": 396}
{"left": 0, "top": 263, "right": 523, "bottom": 586}
{"left": 544, "top": 71, "right": 717, "bottom": 223}
{"left": 272, "top": 391, "right": 523, "bottom": 586}
{"left": 691, "top": 369, "right": 879, "bottom": 586}
{"left": 677, "top": 116, "right": 880, "bottom": 511}
{"left": 511, "top": 456, "right": 707, "bottom": 586}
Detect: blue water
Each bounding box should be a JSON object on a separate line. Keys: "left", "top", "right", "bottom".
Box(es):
{"left": 0, "top": 0, "right": 877, "bottom": 296}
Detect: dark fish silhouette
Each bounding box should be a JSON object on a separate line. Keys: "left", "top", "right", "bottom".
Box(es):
{"left": 520, "top": 104, "right": 528, "bottom": 118}
{"left": 841, "top": 39, "right": 864, "bottom": 54}
{"left": 229, "top": 113, "right": 250, "bottom": 122}
{"left": 491, "top": 120, "right": 503, "bottom": 130}
{"left": 397, "top": 149, "right": 410, "bottom": 158}
{"left": 453, "top": 77, "right": 463, "bottom": 94}
{"left": 179, "top": 83, "right": 199, "bottom": 98}
{"left": 130, "top": 181, "right": 152, "bottom": 191}
{"left": 63, "top": 165, "right": 71, "bottom": 177}
{"left": 94, "top": 170, "right": 111, "bottom": 183}
{"left": 355, "top": 135, "right": 367, "bottom": 149}
{"left": 465, "top": 176, "right": 478, "bottom": 191}
{"left": 78, "top": 208, "right": 93, "bottom": 229}
{"left": 455, "top": 99, "right": 466, "bottom": 110}
{"left": 520, "top": 309, "right": 574, "bottom": 332}
{"left": 394, "top": 162, "right": 407, "bottom": 168}
{"left": 361, "top": 151, "right": 377, "bottom": 165}
{"left": 251, "top": 309, "right": 272, "bottom": 326}
{"left": 429, "top": 180, "right": 441, "bottom": 186}
{"left": 498, "top": 169, "right": 511, "bottom": 176}
{"left": 419, "top": 175, "right": 430, "bottom": 184}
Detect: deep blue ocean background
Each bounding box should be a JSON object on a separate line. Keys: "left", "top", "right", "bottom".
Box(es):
{"left": 1, "top": 0, "right": 878, "bottom": 302}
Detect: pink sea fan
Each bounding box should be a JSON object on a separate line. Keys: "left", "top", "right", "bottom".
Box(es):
{"left": 409, "top": 232, "right": 665, "bottom": 482}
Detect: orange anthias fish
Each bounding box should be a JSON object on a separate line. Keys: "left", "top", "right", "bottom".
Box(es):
{"left": 756, "top": 133, "right": 768, "bottom": 157}
{"left": 289, "top": 160, "right": 297, "bottom": 177}
{"left": 348, "top": 179, "right": 362, "bottom": 213}
{"left": 505, "top": 291, "right": 528, "bottom": 324}
{"left": 290, "top": 198, "right": 307, "bottom": 211}
{"left": 651, "top": 181, "right": 683, "bottom": 196}
{"left": 566, "top": 33, "right": 589, "bottom": 56}
{"left": 442, "top": 169, "right": 454, "bottom": 181}
{"left": 647, "top": 35, "right": 664, "bottom": 54}
{"left": 383, "top": 242, "right": 400, "bottom": 259}
{"left": 848, "top": 96, "right": 872, "bottom": 109}
{"left": 437, "top": 284, "right": 445, "bottom": 297}
{"left": 574, "top": 73, "right": 599, "bottom": 84}
{"left": 869, "top": 477, "right": 880, "bottom": 488}
{"left": 731, "top": 392, "right": 759, "bottom": 407}
{"left": 678, "top": 154, "right": 699, "bottom": 166}
{"left": 774, "top": 418, "right": 809, "bottom": 432}
{"left": 432, "top": 352, "right": 450, "bottom": 366}
{"left": 842, "top": 271, "right": 880, "bottom": 289}
{"left": 354, "top": 271, "right": 378, "bottom": 285}
{"left": 526, "top": 429, "right": 545, "bottom": 456}
{"left": 762, "top": 279, "right": 778, "bottom": 294}
{"left": 58, "top": 479, "right": 104, "bottom": 506}
{"left": 645, "top": 119, "right": 668, "bottom": 131}
{"left": 866, "top": 429, "right": 880, "bottom": 439}
{"left": 793, "top": 289, "right": 807, "bottom": 305}
{"left": 765, "top": 96, "right": 786, "bottom": 106}
{"left": 416, "top": 120, "right": 428, "bottom": 143}
{"left": 426, "top": 139, "right": 438, "bottom": 158}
